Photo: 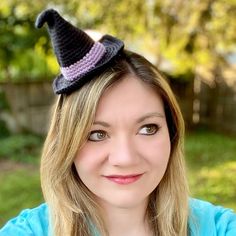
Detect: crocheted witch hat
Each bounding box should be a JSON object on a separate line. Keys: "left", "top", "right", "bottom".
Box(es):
{"left": 35, "top": 9, "right": 124, "bottom": 94}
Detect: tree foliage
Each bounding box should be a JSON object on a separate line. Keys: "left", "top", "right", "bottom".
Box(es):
{"left": 0, "top": 0, "right": 58, "bottom": 82}
{"left": 0, "top": 0, "right": 235, "bottom": 82}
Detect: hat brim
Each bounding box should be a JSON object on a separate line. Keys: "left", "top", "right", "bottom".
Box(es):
{"left": 53, "top": 35, "right": 124, "bottom": 94}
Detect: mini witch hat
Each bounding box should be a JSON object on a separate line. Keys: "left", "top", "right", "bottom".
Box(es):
{"left": 35, "top": 9, "right": 124, "bottom": 94}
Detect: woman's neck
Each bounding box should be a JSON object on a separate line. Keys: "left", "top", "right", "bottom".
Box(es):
{"left": 100, "top": 200, "right": 153, "bottom": 236}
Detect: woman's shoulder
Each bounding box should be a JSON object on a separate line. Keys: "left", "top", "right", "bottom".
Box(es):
{"left": 189, "top": 198, "right": 236, "bottom": 236}
{"left": 0, "top": 203, "right": 50, "bottom": 236}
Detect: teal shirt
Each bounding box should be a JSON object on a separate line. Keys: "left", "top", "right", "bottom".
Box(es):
{"left": 1, "top": 199, "right": 236, "bottom": 235}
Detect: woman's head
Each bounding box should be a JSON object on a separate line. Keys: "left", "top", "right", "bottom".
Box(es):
{"left": 41, "top": 50, "right": 188, "bottom": 235}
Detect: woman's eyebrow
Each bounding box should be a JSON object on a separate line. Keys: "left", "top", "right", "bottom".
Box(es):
{"left": 93, "top": 121, "right": 110, "bottom": 128}
{"left": 136, "top": 112, "right": 165, "bottom": 124}
{"left": 93, "top": 112, "right": 164, "bottom": 127}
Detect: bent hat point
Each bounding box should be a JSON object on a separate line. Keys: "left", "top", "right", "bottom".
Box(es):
{"left": 35, "top": 9, "right": 124, "bottom": 94}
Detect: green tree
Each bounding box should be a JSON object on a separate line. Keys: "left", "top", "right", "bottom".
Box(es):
{"left": 0, "top": 0, "right": 58, "bottom": 82}
{"left": 0, "top": 0, "right": 235, "bottom": 82}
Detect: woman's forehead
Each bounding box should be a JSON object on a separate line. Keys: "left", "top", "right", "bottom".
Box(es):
{"left": 94, "top": 75, "right": 164, "bottom": 122}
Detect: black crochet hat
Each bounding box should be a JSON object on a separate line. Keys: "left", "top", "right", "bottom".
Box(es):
{"left": 35, "top": 9, "right": 124, "bottom": 94}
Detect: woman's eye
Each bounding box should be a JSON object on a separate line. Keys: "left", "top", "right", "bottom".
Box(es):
{"left": 88, "top": 130, "right": 107, "bottom": 141}
{"left": 139, "top": 124, "right": 159, "bottom": 135}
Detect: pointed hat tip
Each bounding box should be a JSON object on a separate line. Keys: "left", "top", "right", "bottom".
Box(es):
{"left": 35, "top": 8, "right": 59, "bottom": 29}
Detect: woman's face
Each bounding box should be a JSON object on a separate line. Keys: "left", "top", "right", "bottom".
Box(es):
{"left": 74, "top": 75, "right": 171, "bottom": 209}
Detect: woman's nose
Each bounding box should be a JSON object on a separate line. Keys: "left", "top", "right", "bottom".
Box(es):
{"left": 108, "top": 136, "right": 140, "bottom": 166}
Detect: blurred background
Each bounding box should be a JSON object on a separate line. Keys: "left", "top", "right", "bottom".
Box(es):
{"left": 0, "top": 0, "right": 236, "bottom": 226}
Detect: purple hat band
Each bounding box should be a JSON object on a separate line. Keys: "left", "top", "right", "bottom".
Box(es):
{"left": 60, "top": 42, "right": 106, "bottom": 81}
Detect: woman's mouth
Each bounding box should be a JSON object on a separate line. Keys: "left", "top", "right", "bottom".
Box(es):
{"left": 104, "top": 174, "right": 143, "bottom": 185}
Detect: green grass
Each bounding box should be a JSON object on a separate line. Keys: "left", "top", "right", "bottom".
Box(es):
{"left": 185, "top": 130, "right": 236, "bottom": 210}
{"left": 0, "top": 130, "right": 235, "bottom": 228}
{"left": 0, "top": 133, "right": 43, "bottom": 227}
{"left": 0, "top": 169, "right": 43, "bottom": 227}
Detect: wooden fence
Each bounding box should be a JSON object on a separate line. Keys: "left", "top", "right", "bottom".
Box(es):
{"left": 0, "top": 82, "right": 55, "bottom": 135}
{"left": 0, "top": 78, "right": 236, "bottom": 135}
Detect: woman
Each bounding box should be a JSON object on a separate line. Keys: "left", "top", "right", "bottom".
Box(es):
{"left": 0, "top": 9, "right": 235, "bottom": 236}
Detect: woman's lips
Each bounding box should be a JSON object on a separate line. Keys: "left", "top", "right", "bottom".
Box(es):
{"left": 104, "top": 174, "right": 143, "bottom": 185}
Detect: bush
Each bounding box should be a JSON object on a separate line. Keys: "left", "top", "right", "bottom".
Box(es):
{"left": 0, "top": 134, "right": 43, "bottom": 164}
{"left": 0, "top": 120, "right": 10, "bottom": 138}
{"left": 0, "top": 89, "right": 9, "bottom": 110}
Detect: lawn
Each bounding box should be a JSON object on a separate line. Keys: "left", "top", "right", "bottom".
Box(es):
{"left": 0, "top": 166, "right": 43, "bottom": 226}
{"left": 185, "top": 130, "right": 236, "bottom": 210}
{"left": 0, "top": 134, "right": 44, "bottom": 227}
{"left": 0, "top": 130, "right": 235, "bottom": 227}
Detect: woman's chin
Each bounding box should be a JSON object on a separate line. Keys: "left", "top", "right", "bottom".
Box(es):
{"left": 97, "top": 194, "right": 148, "bottom": 210}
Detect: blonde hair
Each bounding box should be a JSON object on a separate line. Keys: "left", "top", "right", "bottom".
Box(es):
{"left": 41, "top": 50, "right": 189, "bottom": 236}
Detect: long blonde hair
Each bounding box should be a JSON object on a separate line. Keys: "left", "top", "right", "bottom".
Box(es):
{"left": 41, "top": 50, "right": 189, "bottom": 236}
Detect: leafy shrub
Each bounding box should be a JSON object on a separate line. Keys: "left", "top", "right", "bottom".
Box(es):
{"left": 0, "top": 89, "right": 9, "bottom": 110}
{"left": 0, "top": 120, "right": 10, "bottom": 138}
{"left": 0, "top": 134, "right": 43, "bottom": 163}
